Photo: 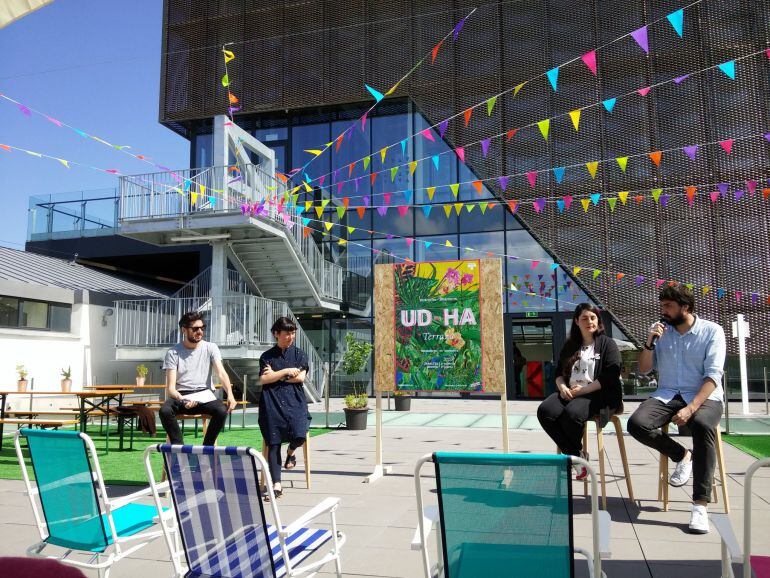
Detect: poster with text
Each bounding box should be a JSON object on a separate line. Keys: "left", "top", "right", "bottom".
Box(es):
{"left": 394, "top": 260, "right": 484, "bottom": 392}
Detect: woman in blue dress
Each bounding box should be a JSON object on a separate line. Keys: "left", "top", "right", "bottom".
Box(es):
{"left": 258, "top": 316, "right": 311, "bottom": 499}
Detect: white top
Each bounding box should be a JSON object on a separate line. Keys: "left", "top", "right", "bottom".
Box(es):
{"left": 569, "top": 344, "right": 596, "bottom": 388}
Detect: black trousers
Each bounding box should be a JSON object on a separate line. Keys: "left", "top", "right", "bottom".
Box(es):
{"left": 627, "top": 395, "right": 723, "bottom": 503}
{"left": 537, "top": 392, "right": 603, "bottom": 456}
{"left": 266, "top": 438, "right": 306, "bottom": 484}
{"left": 159, "top": 398, "right": 228, "bottom": 446}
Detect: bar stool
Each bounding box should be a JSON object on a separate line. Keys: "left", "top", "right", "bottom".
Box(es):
{"left": 260, "top": 436, "right": 312, "bottom": 490}
{"left": 657, "top": 423, "right": 729, "bottom": 512}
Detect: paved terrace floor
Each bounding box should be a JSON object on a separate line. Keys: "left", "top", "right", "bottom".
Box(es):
{"left": 0, "top": 399, "right": 768, "bottom": 577}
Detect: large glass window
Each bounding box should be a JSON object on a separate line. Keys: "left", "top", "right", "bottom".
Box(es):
{"left": 506, "top": 230, "right": 557, "bottom": 313}
{"left": 291, "top": 123, "right": 331, "bottom": 183}
{"left": 0, "top": 296, "right": 71, "bottom": 331}
{"left": 415, "top": 235, "right": 459, "bottom": 261}
{"left": 0, "top": 297, "right": 19, "bottom": 326}
{"left": 20, "top": 301, "right": 48, "bottom": 329}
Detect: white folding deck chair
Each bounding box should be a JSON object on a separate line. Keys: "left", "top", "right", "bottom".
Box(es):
{"left": 14, "top": 428, "right": 167, "bottom": 578}
{"left": 711, "top": 457, "right": 770, "bottom": 578}
{"left": 144, "top": 443, "right": 345, "bottom": 577}
{"left": 412, "top": 452, "right": 612, "bottom": 578}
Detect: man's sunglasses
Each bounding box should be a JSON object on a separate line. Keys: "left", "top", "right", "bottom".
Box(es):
{"left": 186, "top": 324, "right": 206, "bottom": 332}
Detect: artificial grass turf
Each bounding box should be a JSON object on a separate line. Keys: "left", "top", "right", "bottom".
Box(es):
{"left": 723, "top": 434, "right": 770, "bottom": 460}
{"left": 2, "top": 425, "right": 332, "bottom": 486}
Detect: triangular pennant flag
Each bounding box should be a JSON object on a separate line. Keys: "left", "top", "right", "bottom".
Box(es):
{"left": 424, "top": 241, "right": 433, "bottom": 249}
{"left": 431, "top": 39, "right": 444, "bottom": 63}
{"left": 463, "top": 108, "right": 473, "bottom": 126}
{"left": 630, "top": 26, "right": 649, "bottom": 53}
{"left": 342, "top": 196, "right": 350, "bottom": 209}
{"left": 380, "top": 147, "right": 387, "bottom": 163}
{"left": 449, "top": 183, "right": 460, "bottom": 197}
{"left": 533, "top": 198, "right": 546, "bottom": 213}
{"left": 546, "top": 67, "right": 559, "bottom": 91}
{"left": 709, "top": 190, "right": 719, "bottom": 203}
{"left": 431, "top": 155, "right": 440, "bottom": 171}
{"left": 443, "top": 205, "right": 453, "bottom": 218}
{"left": 426, "top": 186, "right": 436, "bottom": 200}
{"left": 514, "top": 82, "right": 526, "bottom": 96}
{"left": 674, "top": 74, "right": 690, "bottom": 84}
{"left": 717, "top": 182, "right": 729, "bottom": 197}
{"left": 487, "top": 95, "right": 498, "bottom": 115}
{"left": 573, "top": 267, "right": 582, "bottom": 275}
{"left": 356, "top": 206, "right": 366, "bottom": 219}
{"left": 377, "top": 206, "right": 388, "bottom": 216}
{"left": 472, "top": 180, "right": 483, "bottom": 194}
{"left": 315, "top": 206, "right": 324, "bottom": 218}
{"left": 569, "top": 109, "right": 581, "bottom": 131}
{"left": 507, "top": 200, "right": 519, "bottom": 214}
{"left": 734, "top": 189, "right": 744, "bottom": 201}
{"left": 586, "top": 161, "right": 598, "bottom": 178}
{"left": 581, "top": 198, "right": 591, "bottom": 212}
{"left": 304, "top": 201, "right": 313, "bottom": 211}
{"left": 667, "top": 8, "right": 684, "bottom": 38}
{"left": 498, "top": 176, "right": 509, "bottom": 191}
{"left": 383, "top": 192, "right": 392, "bottom": 206}
{"left": 531, "top": 261, "right": 540, "bottom": 270}
{"left": 465, "top": 204, "right": 475, "bottom": 213}
{"left": 365, "top": 84, "right": 384, "bottom": 102}
{"left": 454, "top": 203, "right": 463, "bottom": 215}
{"left": 390, "top": 166, "right": 399, "bottom": 181}
{"left": 324, "top": 221, "right": 334, "bottom": 231}
{"left": 618, "top": 191, "right": 628, "bottom": 205}
{"left": 304, "top": 149, "right": 323, "bottom": 157}
{"left": 223, "top": 49, "right": 235, "bottom": 63}
{"left": 616, "top": 273, "right": 625, "bottom": 281}
{"left": 616, "top": 156, "right": 628, "bottom": 172}
{"left": 717, "top": 60, "right": 736, "bottom": 80}
{"left": 400, "top": 139, "right": 407, "bottom": 155}
{"left": 637, "top": 86, "right": 651, "bottom": 96}
{"left": 336, "top": 205, "right": 346, "bottom": 219}
{"left": 370, "top": 172, "right": 377, "bottom": 186}
{"left": 656, "top": 279, "right": 666, "bottom": 288}
{"left": 228, "top": 92, "right": 239, "bottom": 104}
{"left": 221, "top": 73, "right": 230, "bottom": 87}
{"left": 719, "top": 139, "right": 734, "bottom": 154}
{"left": 480, "top": 138, "right": 491, "bottom": 157}
{"left": 537, "top": 119, "right": 550, "bottom": 140}
{"left": 746, "top": 180, "right": 757, "bottom": 196}
{"left": 735, "top": 291, "right": 742, "bottom": 303}
{"left": 526, "top": 171, "right": 537, "bottom": 188}
{"left": 455, "top": 147, "right": 465, "bottom": 162}
{"left": 556, "top": 199, "right": 565, "bottom": 213}
{"left": 347, "top": 226, "right": 355, "bottom": 234}
{"left": 593, "top": 269, "right": 601, "bottom": 279}
{"left": 405, "top": 238, "right": 414, "bottom": 247}
{"left": 563, "top": 195, "right": 573, "bottom": 210}
{"left": 506, "top": 128, "right": 519, "bottom": 141}
{"left": 363, "top": 156, "right": 371, "bottom": 170}
{"left": 649, "top": 151, "right": 662, "bottom": 166}
{"left": 422, "top": 205, "right": 433, "bottom": 218}
{"left": 717, "top": 288, "right": 725, "bottom": 300}
{"left": 652, "top": 188, "right": 662, "bottom": 202}
{"left": 685, "top": 185, "right": 696, "bottom": 206}
{"left": 608, "top": 197, "right": 617, "bottom": 212}
{"left": 581, "top": 50, "right": 597, "bottom": 75}
{"left": 445, "top": 240, "right": 453, "bottom": 247}
{"left": 479, "top": 202, "right": 489, "bottom": 214}
{"left": 361, "top": 113, "right": 368, "bottom": 130}
{"left": 683, "top": 145, "right": 698, "bottom": 160}
{"left": 397, "top": 206, "right": 409, "bottom": 217}
{"left": 337, "top": 238, "right": 347, "bottom": 245}
{"left": 590, "top": 193, "right": 601, "bottom": 205}
{"left": 420, "top": 129, "right": 435, "bottom": 142}
{"left": 553, "top": 167, "right": 565, "bottom": 184}
{"left": 602, "top": 98, "right": 617, "bottom": 113}
{"left": 56, "top": 158, "right": 70, "bottom": 169}
{"left": 660, "top": 194, "right": 670, "bottom": 207}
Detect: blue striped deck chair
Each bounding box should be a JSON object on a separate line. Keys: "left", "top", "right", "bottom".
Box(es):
{"left": 14, "top": 429, "right": 167, "bottom": 578}
{"left": 412, "top": 452, "right": 611, "bottom": 578}
{"left": 711, "top": 457, "right": 770, "bottom": 578}
{"left": 144, "top": 444, "right": 345, "bottom": 577}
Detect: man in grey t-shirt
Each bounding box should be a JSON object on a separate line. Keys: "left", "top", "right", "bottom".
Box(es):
{"left": 159, "top": 311, "right": 237, "bottom": 445}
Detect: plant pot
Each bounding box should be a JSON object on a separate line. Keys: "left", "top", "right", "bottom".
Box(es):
{"left": 136, "top": 376, "right": 146, "bottom": 386}
{"left": 343, "top": 407, "right": 369, "bottom": 430}
{"left": 61, "top": 379, "right": 72, "bottom": 392}
{"left": 394, "top": 396, "right": 411, "bottom": 411}
{"left": 17, "top": 379, "right": 28, "bottom": 392}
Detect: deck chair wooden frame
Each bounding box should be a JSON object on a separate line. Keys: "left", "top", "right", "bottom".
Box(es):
{"left": 711, "top": 457, "right": 770, "bottom": 578}
{"left": 14, "top": 429, "right": 168, "bottom": 578}
{"left": 412, "top": 452, "right": 611, "bottom": 578}
{"left": 144, "top": 443, "right": 345, "bottom": 577}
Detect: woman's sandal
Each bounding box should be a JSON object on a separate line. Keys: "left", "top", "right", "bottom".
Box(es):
{"left": 284, "top": 453, "right": 297, "bottom": 470}
{"left": 264, "top": 485, "right": 283, "bottom": 501}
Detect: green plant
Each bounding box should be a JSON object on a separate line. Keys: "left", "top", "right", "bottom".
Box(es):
{"left": 61, "top": 366, "right": 72, "bottom": 380}
{"left": 16, "top": 364, "right": 27, "bottom": 380}
{"left": 341, "top": 333, "right": 373, "bottom": 409}
{"left": 394, "top": 390, "right": 412, "bottom": 396}
{"left": 344, "top": 392, "right": 369, "bottom": 409}
{"left": 136, "top": 364, "right": 149, "bottom": 378}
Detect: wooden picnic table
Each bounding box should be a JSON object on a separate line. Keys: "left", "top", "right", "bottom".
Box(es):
{"left": 0, "top": 389, "right": 133, "bottom": 450}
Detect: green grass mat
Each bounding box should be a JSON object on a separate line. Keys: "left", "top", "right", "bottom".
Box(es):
{"left": 2, "top": 426, "right": 331, "bottom": 486}
{"left": 723, "top": 435, "right": 770, "bottom": 460}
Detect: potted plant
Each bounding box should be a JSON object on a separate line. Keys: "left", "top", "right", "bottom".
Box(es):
{"left": 136, "top": 364, "right": 149, "bottom": 386}
{"left": 60, "top": 366, "right": 72, "bottom": 392}
{"left": 341, "top": 333, "right": 373, "bottom": 430}
{"left": 16, "top": 364, "right": 28, "bottom": 392}
{"left": 394, "top": 390, "right": 412, "bottom": 411}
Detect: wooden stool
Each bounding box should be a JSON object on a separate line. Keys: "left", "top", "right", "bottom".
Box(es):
{"left": 581, "top": 411, "right": 635, "bottom": 510}
{"left": 260, "top": 436, "right": 312, "bottom": 490}
{"left": 657, "top": 423, "right": 729, "bottom": 512}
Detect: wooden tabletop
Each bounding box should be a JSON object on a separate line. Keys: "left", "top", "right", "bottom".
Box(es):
{"left": 0, "top": 390, "right": 134, "bottom": 396}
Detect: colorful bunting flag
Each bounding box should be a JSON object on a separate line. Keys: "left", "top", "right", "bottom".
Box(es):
{"left": 717, "top": 60, "right": 736, "bottom": 80}
{"left": 586, "top": 161, "right": 598, "bottom": 178}
{"left": 526, "top": 171, "right": 537, "bottom": 188}
{"left": 667, "top": 8, "right": 684, "bottom": 38}
{"left": 569, "top": 109, "right": 581, "bottom": 131}
{"left": 553, "top": 167, "right": 565, "bottom": 184}
{"left": 581, "top": 50, "right": 597, "bottom": 75}
{"left": 616, "top": 157, "right": 628, "bottom": 172}
{"left": 683, "top": 145, "right": 699, "bottom": 160}
{"left": 602, "top": 98, "right": 617, "bottom": 113}
{"left": 487, "top": 96, "right": 498, "bottom": 115}
{"left": 546, "top": 67, "right": 559, "bottom": 91}
{"left": 617, "top": 191, "right": 628, "bottom": 205}
{"left": 463, "top": 108, "right": 473, "bottom": 127}
{"left": 537, "top": 119, "right": 550, "bottom": 140}
{"left": 365, "top": 84, "right": 384, "bottom": 102}
{"left": 630, "top": 26, "right": 649, "bottom": 53}
{"left": 649, "top": 151, "right": 662, "bottom": 166}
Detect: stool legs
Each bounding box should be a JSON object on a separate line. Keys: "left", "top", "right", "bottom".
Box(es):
{"left": 303, "top": 435, "right": 311, "bottom": 490}
{"left": 611, "top": 415, "right": 635, "bottom": 502}
{"left": 596, "top": 421, "right": 607, "bottom": 510}
{"left": 715, "top": 428, "right": 730, "bottom": 512}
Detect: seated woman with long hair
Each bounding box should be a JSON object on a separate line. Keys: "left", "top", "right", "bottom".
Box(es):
{"left": 537, "top": 303, "right": 622, "bottom": 479}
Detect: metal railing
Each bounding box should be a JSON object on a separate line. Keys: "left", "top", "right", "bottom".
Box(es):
{"left": 114, "top": 294, "right": 325, "bottom": 398}
{"left": 170, "top": 268, "right": 254, "bottom": 300}
{"left": 118, "top": 163, "right": 342, "bottom": 301}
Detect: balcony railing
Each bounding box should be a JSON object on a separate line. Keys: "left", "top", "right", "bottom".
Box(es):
{"left": 114, "top": 294, "right": 325, "bottom": 398}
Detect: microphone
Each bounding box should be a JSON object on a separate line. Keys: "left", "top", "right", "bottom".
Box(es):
{"left": 650, "top": 318, "right": 666, "bottom": 348}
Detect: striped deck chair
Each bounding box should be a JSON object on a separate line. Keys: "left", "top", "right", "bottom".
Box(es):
{"left": 412, "top": 452, "right": 611, "bottom": 578}
{"left": 14, "top": 429, "right": 167, "bottom": 578}
{"left": 711, "top": 457, "right": 770, "bottom": 578}
{"left": 144, "top": 444, "right": 345, "bottom": 577}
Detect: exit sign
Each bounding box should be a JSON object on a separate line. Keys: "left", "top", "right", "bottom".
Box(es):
{"left": 525, "top": 311, "right": 539, "bottom": 318}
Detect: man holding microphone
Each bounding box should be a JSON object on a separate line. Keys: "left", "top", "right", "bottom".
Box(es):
{"left": 627, "top": 284, "right": 726, "bottom": 534}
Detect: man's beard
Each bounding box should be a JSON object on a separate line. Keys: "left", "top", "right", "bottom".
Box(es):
{"left": 663, "top": 313, "right": 686, "bottom": 326}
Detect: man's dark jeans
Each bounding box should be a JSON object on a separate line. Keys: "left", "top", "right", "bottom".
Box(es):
{"left": 159, "top": 398, "right": 228, "bottom": 446}
{"left": 627, "top": 395, "right": 723, "bottom": 502}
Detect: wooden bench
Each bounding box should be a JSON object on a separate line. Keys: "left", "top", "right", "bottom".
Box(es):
{"left": 0, "top": 418, "right": 79, "bottom": 429}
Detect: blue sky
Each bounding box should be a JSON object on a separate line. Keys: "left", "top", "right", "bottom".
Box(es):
{"left": 0, "top": 0, "right": 188, "bottom": 249}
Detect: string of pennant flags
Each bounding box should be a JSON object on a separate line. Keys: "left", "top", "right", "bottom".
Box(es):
{"left": 286, "top": 47, "right": 770, "bottom": 202}
{"left": 221, "top": 45, "right": 240, "bottom": 119}
{"left": 275, "top": 208, "right": 770, "bottom": 307}
{"left": 289, "top": 2, "right": 707, "bottom": 194}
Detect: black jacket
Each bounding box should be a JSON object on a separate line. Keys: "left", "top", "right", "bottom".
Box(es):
{"left": 557, "top": 333, "right": 622, "bottom": 410}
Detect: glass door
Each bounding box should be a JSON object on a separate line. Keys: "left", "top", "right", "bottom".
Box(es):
{"left": 510, "top": 319, "right": 554, "bottom": 399}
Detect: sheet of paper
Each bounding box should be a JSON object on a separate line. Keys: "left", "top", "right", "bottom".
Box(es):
{"left": 182, "top": 389, "right": 217, "bottom": 404}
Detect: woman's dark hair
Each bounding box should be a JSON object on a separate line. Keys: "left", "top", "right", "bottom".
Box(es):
{"left": 658, "top": 283, "right": 695, "bottom": 313}
{"left": 560, "top": 303, "right": 605, "bottom": 381}
{"left": 271, "top": 316, "right": 297, "bottom": 334}
{"left": 179, "top": 311, "right": 204, "bottom": 328}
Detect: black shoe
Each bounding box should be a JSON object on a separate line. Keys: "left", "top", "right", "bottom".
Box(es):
{"left": 284, "top": 453, "right": 297, "bottom": 470}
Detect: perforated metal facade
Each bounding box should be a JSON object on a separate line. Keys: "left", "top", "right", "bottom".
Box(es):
{"left": 160, "top": 0, "right": 770, "bottom": 354}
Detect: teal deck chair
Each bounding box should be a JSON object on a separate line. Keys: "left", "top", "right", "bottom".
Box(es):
{"left": 413, "top": 452, "right": 611, "bottom": 578}
{"left": 14, "top": 429, "right": 168, "bottom": 577}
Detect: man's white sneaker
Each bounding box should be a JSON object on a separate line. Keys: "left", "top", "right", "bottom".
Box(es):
{"left": 669, "top": 452, "right": 692, "bottom": 487}
{"left": 688, "top": 504, "right": 709, "bottom": 534}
